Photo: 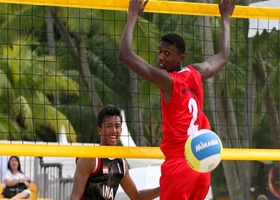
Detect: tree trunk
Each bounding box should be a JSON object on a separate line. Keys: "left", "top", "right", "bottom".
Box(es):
{"left": 75, "top": 35, "right": 103, "bottom": 116}
{"left": 51, "top": 12, "right": 103, "bottom": 142}
{"left": 129, "top": 71, "right": 146, "bottom": 146}
{"left": 223, "top": 90, "right": 247, "bottom": 199}
{"left": 46, "top": 10, "right": 56, "bottom": 56}
{"left": 198, "top": 7, "right": 245, "bottom": 199}
{"left": 254, "top": 57, "right": 280, "bottom": 148}
{"left": 239, "top": 38, "right": 255, "bottom": 199}
{"left": 46, "top": 9, "right": 60, "bottom": 108}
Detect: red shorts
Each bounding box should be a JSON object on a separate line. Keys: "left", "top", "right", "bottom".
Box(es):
{"left": 160, "top": 157, "right": 210, "bottom": 200}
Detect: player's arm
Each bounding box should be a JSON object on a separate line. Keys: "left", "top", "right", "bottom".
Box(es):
{"left": 120, "top": 161, "right": 160, "bottom": 200}
{"left": 192, "top": 0, "right": 236, "bottom": 80}
{"left": 70, "top": 158, "right": 96, "bottom": 200}
{"left": 118, "top": 0, "right": 171, "bottom": 89}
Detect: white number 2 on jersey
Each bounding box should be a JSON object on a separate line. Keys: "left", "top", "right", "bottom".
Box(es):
{"left": 187, "top": 98, "right": 199, "bottom": 136}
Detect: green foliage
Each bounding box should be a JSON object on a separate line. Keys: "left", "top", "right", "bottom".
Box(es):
{"left": 0, "top": 35, "right": 79, "bottom": 142}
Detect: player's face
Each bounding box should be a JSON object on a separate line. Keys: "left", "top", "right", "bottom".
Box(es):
{"left": 98, "top": 115, "right": 122, "bottom": 146}
{"left": 158, "top": 41, "right": 184, "bottom": 72}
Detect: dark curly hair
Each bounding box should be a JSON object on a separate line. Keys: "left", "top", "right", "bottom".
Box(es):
{"left": 161, "top": 33, "right": 186, "bottom": 54}
{"left": 97, "top": 104, "right": 123, "bottom": 128}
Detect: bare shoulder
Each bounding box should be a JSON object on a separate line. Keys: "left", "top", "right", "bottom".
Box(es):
{"left": 191, "top": 63, "right": 209, "bottom": 79}
{"left": 76, "top": 158, "right": 98, "bottom": 171}
{"left": 123, "top": 159, "right": 130, "bottom": 175}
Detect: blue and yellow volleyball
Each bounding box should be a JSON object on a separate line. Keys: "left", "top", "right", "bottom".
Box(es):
{"left": 184, "top": 129, "right": 223, "bottom": 173}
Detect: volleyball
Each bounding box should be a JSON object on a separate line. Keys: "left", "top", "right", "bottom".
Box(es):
{"left": 184, "top": 129, "right": 223, "bottom": 173}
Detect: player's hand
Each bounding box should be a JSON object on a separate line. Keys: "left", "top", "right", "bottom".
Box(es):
{"left": 128, "top": 0, "right": 149, "bottom": 16}
{"left": 219, "top": 0, "right": 236, "bottom": 17}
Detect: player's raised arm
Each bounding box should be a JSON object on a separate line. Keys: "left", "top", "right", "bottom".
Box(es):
{"left": 119, "top": 0, "right": 171, "bottom": 88}
{"left": 192, "top": 0, "right": 236, "bottom": 80}
{"left": 119, "top": 0, "right": 150, "bottom": 77}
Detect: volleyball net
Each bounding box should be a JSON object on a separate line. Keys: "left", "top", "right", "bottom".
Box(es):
{"left": 0, "top": 0, "right": 279, "bottom": 161}
{"left": 2, "top": 0, "right": 280, "bottom": 19}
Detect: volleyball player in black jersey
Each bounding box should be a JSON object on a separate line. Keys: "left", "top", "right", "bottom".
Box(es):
{"left": 70, "top": 105, "right": 160, "bottom": 200}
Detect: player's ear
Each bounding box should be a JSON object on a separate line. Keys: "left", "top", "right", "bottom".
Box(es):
{"left": 97, "top": 127, "right": 101, "bottom": 135}
{"left": 178, "top": 53, "right": 184, "bottom": 63}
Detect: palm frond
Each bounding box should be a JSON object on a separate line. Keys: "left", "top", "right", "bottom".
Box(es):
{"left": 0, "top": 113, "right": 22, "bottom": 140}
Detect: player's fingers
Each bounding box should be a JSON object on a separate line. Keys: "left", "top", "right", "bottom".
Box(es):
{"left": 142, "top": 0, "right": 149, "bottom": 8}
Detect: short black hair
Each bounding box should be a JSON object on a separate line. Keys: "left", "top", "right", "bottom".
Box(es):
{"left": 97, "top": 105, "right": 122, "bottom": 127}
{"left": 161, "top": 33, "right": 185, "bottom": 54}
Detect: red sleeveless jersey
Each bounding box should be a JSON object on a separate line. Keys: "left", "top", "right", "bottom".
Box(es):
{"left": 160, "top": 65, "right": 210, "bottom": 158}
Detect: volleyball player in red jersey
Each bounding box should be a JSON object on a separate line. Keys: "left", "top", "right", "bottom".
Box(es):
{"left": 119, "top": 0, "right": 235, "bottom": 199}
